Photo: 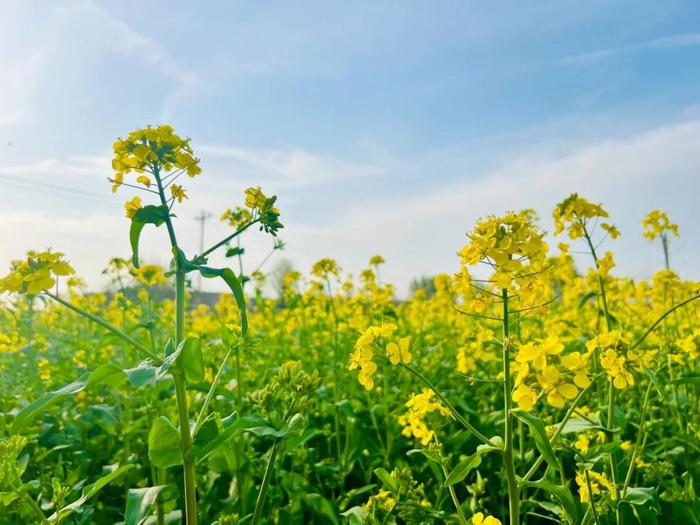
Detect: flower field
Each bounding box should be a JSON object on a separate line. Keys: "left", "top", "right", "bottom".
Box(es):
{"left": 0, "top": 127, "right": 698, "bottom": 525}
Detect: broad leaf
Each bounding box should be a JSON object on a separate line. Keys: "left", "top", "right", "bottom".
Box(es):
{"left": 125, "top": 485, "right": 172, "bottom": 525}
{"left": 521, "top": 478, "right": 579, "bottom": 524}
{"left": 148, "top": 417, "right": 182, "bottom": 469}
{"left": 48, "top": 464, "right": 134, "bottom": 523}
{"left": 513, "top": 410, "right": 560, "bottom": 470}
{"left": 130, "top": 205, "right": 168, "bottom": 267}
{"left": 196, "top": 266, "right": 248, "bottom": 334}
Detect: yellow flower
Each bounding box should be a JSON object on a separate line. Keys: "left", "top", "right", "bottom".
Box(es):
{"left": 0, "top": 250, "right": 75, "bottom": 295}
{"left": 512, "top": 384, "right": 538, "bottom": 411}
{"left": 311, "top": 258, "right": 341, "bottom": 279}
{"left": 472, "top": 512, "right": 502, "bottom": 525}
{"left": 398, "top": 389, "right": 451, "bottom": 445}
{"left": 124, "top": 196, "right": 143, "bottom": 218}
{"left": 597, "top": 251, "right": 615, "bottom": 277}
{"left": 576, "top": 470, "right": 617, "bottom": 503}
{"left": 244, "top": 186, "right": 267, "bottom": 210}
{"left": 170, "top": 184, "right": 188, "bottom": 203}
{"left": 574, "top": 434, "right": 590, "bottom": 453}
{"left": 135, "top": 264, "right": 168, "bottom": 286}
{"left": 111, "top": 125, "right": 201, "bottom": 192}
{"left": 386, "top": 337, "right": 412, "bottom": 365}
{"left": 642, "top": 209, "right": 678, "bottom": 240}
{"left": 553, "top": 194, "right": 612, "bottom": 240}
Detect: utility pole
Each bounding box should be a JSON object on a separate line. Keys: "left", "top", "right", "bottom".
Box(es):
{"left": 195, "top": 210, "right": 213, "bottom": 299}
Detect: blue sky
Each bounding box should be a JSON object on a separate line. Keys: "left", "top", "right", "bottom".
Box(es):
{"left": 1, "top": 1, "right": 699, "bottom": 293}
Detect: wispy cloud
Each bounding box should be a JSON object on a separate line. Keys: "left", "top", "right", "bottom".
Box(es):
{"left": 1, "top": 119, "right": 697, "bottom": 292}
{"left": 199, "top": 144, "right": 386, "bottom": 187}
{"left": 282, "top": 119, "right": 700, "bottom": 292}
{"left": 559, "top": 32, "right": 700, "bottom": 65}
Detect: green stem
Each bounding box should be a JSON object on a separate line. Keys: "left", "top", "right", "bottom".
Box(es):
{"left": 521, "top": 382, "right": 593, "bottom": 483}
{"left": 584, "top": 470, "right": 602, "bottom": 525}
{"left": 193, "top": 345, "right": 234, "bottom": 434}
{"left": 401, "top": 364, "right": 496, "bottom": 447}
{"left": 197, "top": 219, "right": 260, "bottom": 261}
{"left": 582, "top": 221, "right": 619, "bottom": 525}
{"left": 501, "top": 289, "right": 520, "bottom": 525}
{"left": 435, "top": 436, "right": 468, "bottom": 524}
{"left": 630, "top": 294, "right": 700, "bottom": 350}
{"left": 44, "top": 292, "right": 162, "bottom": 363}
{"left": 174, "top": 271, "right": 197, "bottom": 525}
{"left": 325, "top": 278, "right": 343, "bottom": 476}
{"left": 621, "top": 383, "right": 653, "bottom": 497}
{"left": 154, "top": 164, "right": 198, "bottom": 525}
{"left": 251, "top": 439, "right": 280, "bottom": 525}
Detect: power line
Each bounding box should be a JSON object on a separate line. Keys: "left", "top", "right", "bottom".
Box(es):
{"left": 194, "top": 210, "right": 213, "bottom": 295}
{"left": 0, "top": 174, "right": 118, "bottom": 205}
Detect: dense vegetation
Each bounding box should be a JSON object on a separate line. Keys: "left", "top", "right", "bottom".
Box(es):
{"left": 0, "top": 126, "right": 698, "bottom": 525}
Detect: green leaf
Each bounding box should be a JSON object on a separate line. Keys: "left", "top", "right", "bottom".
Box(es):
{"left": 520, "top": 478, "right": 579, "bottom": 524}
{"left": 148, "top": 417, "right": 182, "bottom": 469}
{"left": 304, "top": 493, "right": 339, "bottom": 525}
{"left": 0, "top": 492, "right": 18, "bottom": 506}
{"left": 407, "top": 448, "right": 442, "bottom": 464}
{"left": 621, "top": 487, "right": 657, "bottom": 507}
{"left": 197, "top": 266, "right": 248, "bottom": 334}
{"left": 444, "top": 436, "right": 502, "bottom": 486}
{"left": 513, "top": 410, "right": 560, "bottom": 470}
{"left": 578, "top": 291, "right": 598, "bottom": 310}
{"left": 445, "top": 455, "right": 482, "bottom": 486}
{"left": 130, "top": 205, "right": 168, "bottom": 268}
{"left": 644, "top": 368, "right": 663, "bottom": 397}
{"left": 12, "top": 374, "right": 90, "bottom": 433}
{"left": 188, "top": 413, "right": 269, "bottom": 464}
{"left": 125, "top": 485, "right": 172, "bottom": 525}
{"left": 48, "top": 464, "right": 134, "bottom": 523}
{"left": 554, "top": 417, "right": 606, "bottom": 435}
{"left": 373, "top": 468, "right": 398, "bottom": 492}
{"left": 176, "top": 337, "right": 204, "bottom": 383}
{"left": 87, "top": 364, "right": 127, "bottom": 388}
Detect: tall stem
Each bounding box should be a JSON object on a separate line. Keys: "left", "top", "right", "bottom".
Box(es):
{"left": 251, "top": 440, "right": 280, "bottom": 525}
{"left": 582, "top": 222, "right": 618, "bottom": 525}
{"left": 325, "top": 278, "right": 343, "bottom": 476}
{"left": 502, "top": 289, "right": 520, "bottom": 525}
{"left": 154, "top": 164, "right": 198, "bottom": 525}
{"left": 174, "top": 271, "right": 197, "bottom": 525}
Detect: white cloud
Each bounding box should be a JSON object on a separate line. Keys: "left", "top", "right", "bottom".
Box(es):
{"left": 199, "top": 144, "right": 386, "bottom": 187}
{"left": 281, "top": 120, "right": 700, "bottom": 293}
{"left": 1, "top": 120, "right": 697, "bottom": 295}
{"left": 0, "top": 1, "right": 201, "bottom": 127}
{"left": 559, "top": 32, "right": 700, "bottom": 65}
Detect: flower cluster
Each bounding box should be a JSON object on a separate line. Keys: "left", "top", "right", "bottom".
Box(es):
{"left": 244, "top": 186, "right": 284, "bottom": 236}
{"left": 311, "top": 258, "right": 341, "bottom": 280}
{"left": 575, "top": 470, "right": 617, "bottom": 503}
{"left": 111, "top": 125, "right": 201, "bottom": 192}
{"left": 0, "top": 250, "right": 75, "bottom": 294}
{"left": 586, "top": 331, "right": 652, "bottom": 389}
{"left": 220, "top": 206, "right": 252, "bottom": 231}
{"left": 553, "top": 194, "right": 620, "bottom": 241}
{"left": 456, "top": 210, "right": 550, "bottom": 314}
{"left": 348, "top": 323, "right": 398, "bottom": 390}
{"left": 398, "top": 389, "right": 451, "bottom": 445}
{"left": 457, "top": 327, "right": 498, "bottom": 374}
{"left": 513, "top": 336, "right": 592, "bottom": 411}
{"left": 134, "top": 264, "right": 168, "bottom": 287}
{"left": 642, "top": 210, "right": 679, "bottom": 240}
{"left": 363, "top": 489, "right": 395, "bottom": 513}
{"left": 472, "top": 513, "right": 502, "bottom": 525}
